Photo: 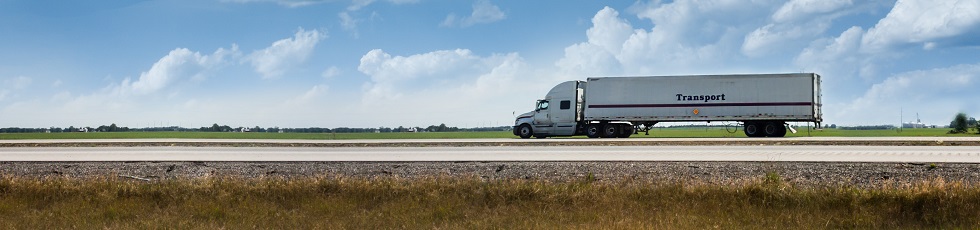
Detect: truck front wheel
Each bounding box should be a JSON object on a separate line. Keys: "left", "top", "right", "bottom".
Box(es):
{"left": 518, "top": 124, "right": 533, "bottom": 139}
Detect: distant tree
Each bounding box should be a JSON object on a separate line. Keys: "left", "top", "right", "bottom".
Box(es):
{"left": 970, "top": 117, "right": 978, "bottom": 133}
{"left": 830, "top": 124, "right": 837, "bottom": 129}
{"left": 950, "top": 113, "right": 968, "bottom": 133}
{"left": 109, "top": 123, "right": 119, "bottom": 132}
{"left": 975, "top": 119, "right": 980, "bottom": 134}
{"left": 211, "top": 123, "right": 220, "bottom": 132}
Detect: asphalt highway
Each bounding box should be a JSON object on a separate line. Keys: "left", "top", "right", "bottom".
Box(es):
{"left": 3, "top": 136, "right": 980, "bottom": 144}
{"left": 2, "top": 145, "right": 979, "bottom": 162}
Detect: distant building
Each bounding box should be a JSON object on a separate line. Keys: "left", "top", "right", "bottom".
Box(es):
{"left": 902, "top": 114, "right": 932, "bottom": 128}
{"left": 902, "top": 121, "right": 926, "bottom": 128}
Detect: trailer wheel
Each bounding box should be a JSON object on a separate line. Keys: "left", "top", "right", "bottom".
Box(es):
{"left": 744, "top": 122, "right": 761, "bottom": 137}
{"left": 763, "top": 122, "right": 780, "bottom": 137}
{"left": 774, "top": 123, "right": 787, "bottom": 137}
{"left": 618, "top": 125, "right": 634, "bottom": 138}
{"left": 517, "top": 124, "right": 533, "bottom": 139}
{"left": 585, "top": 124, "right": 601, "bottom": 138}
{"left": 601, "top": 124, "right": 619, "bottom": 138}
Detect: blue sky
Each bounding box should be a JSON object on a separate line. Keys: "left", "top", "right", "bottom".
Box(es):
{"left": 1, "top": 0, "right": 978, "bottom": 128}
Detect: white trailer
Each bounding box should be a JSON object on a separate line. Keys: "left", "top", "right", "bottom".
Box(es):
{"left": 513, "top": 73, "right": 822, "bottom": 138}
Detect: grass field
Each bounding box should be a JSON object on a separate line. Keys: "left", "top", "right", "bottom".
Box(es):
{"left": 0, "top": 175, "right": 976, "bottom": 229}
{"left": 0, "top": 131, "right": 515, "bottom": 140}
{"left": 0, "top": 127, "right": 973, "bottom": 140}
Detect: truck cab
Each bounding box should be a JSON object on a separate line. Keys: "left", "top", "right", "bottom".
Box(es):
{"left": 513, "top": 81, "right": 583, "bottom": 138}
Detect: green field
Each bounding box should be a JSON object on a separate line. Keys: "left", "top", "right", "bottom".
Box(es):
{"left": 0, "top": 131, "right": 515, "bottom": 140}
{"left": 0, "top": 175, "right": 976, "bottom": 229}
{"left": 0, "top": 127, "right": 973, "bottom": 140}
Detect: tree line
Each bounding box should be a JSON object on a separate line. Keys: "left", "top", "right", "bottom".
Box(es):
{"left": 0, "top": 123, "right": 512, "bottom": 133}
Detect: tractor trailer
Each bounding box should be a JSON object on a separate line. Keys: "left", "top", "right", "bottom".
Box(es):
{"left": 513, "top": 73, "right": 822, "bottom": 138}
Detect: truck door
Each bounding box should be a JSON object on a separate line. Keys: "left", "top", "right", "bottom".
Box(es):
{"left": 533, "top": 100, "right": 553, "bottom": 127}
{"left": 550, "top": 99, "right": 578, "bottom": 135}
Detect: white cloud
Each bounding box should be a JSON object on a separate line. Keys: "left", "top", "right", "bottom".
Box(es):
{"left": 558, "top": 2, "right": 777, "bottom": 77}
{"left": 741, "top": 0, "right": 865, "bottom": 57}
{"left": 862, "top": 0, "right": 980, "bottom": 52}
{"left": 347, "top": 0, "right": 375, "bottom": 11}
{"left": 624, "top": 0, "right": 773, "bottom": 73}
{"left": 585, "top": 7, "right": 634, "bottom": 56}
{"left": 221, "top": 0, "right": 329, "bottom": 8}
{"left": 386, "top": 0, "right": 417, "bottom": 4}
{"left": 322, "top": 66, "right": 341, "bottom": 79}
{"left": 117, "top": 45, "right": 239, "bottom": 95}
{"left": 795, "top": 26, "right": 866, "bottom": 79}
{"left": 441, "top": 0, "right": 506, "bottom": 28}
{"left": 6, "top": 76, "right": 32, "bottom": 89}
{"left": 355, "top": 48, "right": 535, "bottom": 127}
{"left": 52, "top": 79, "right": 63, "bottom": 88}
{"left": 287, "top": 84, "right": 329, "bottom": 105}
{"left": 742, "top": 21, "right": 833, "bottom": 57}
{"left": 341, "top": 0, "right": 417, "bottom": 36}
{"left": 359, "top": 48, "right": 485, "bottom": 98}
{"left": 772, "top": 0, "right": 853, "bottom": 23}
{"left": 338, "top": 12, "right": 356, "bottom": 29}
{"left": 555, "top": 7, "right": 630, "bottom": 77}
{"left": 247, "top": 28, "right": 326, "bottom": 79}
{"left": 833, "top": 63, "right": 980, "bottom": 125}
{"left": 0, "top": 76, "right": 32, "bottom": 103}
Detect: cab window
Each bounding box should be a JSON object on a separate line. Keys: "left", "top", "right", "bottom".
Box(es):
{"left": 560, "top": 100, "right": 571, "bottom": 110}
{"left": 536, "top": 100, "right": 549, "bottom": 110}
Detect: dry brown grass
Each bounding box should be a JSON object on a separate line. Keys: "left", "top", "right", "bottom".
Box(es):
{"left": 0, "top": 174, "right": 977, "bottom": 229}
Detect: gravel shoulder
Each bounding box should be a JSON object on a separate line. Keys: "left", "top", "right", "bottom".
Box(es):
{"left": 3, "top": 161, "right": 978, "bottom": 189}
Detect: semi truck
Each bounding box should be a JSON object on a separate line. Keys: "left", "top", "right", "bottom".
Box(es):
{"left": 513, "top": 73, "right": 822, "bottom": 138}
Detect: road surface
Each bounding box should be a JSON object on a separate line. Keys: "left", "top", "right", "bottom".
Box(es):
{"left": 2, "top": 145, "right": 979, "bottom": 162}
{"left": 3, "top": 136, "right": 980, "bottom": 144}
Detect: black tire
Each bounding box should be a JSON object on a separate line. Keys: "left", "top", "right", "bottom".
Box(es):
{"left": 763, "top": 122, "right": 780, "bottom": 137}
{"left": 585, "top": 124, "right": 601, "bottom": 138}
{"left": 744, "top": 122, "right": 761, "bottom": 137}
{"left": 601, "top": 123, "right": 619, "bottom": 138}
{"left": 534, "top": 135, "right": 547, "bottom": 139}
{"left": 618, "top": 124, "right": 634, "bottom": 138}
{"left": 517, "top": 124, "right": 533, "bottom": 139}
{"left": 774, "top": 123, "right": 787, "bottom": 137}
